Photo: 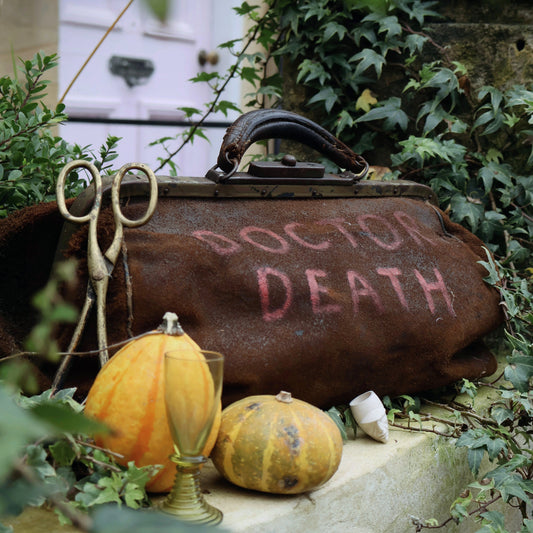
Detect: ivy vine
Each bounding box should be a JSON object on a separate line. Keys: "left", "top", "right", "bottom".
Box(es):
{"left": 1, "top": 1, "right": 533, "bottom": 532}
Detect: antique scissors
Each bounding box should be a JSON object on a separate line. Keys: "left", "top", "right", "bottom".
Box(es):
{"left": 52, "top": 160, "right": 158, "bottom": 387}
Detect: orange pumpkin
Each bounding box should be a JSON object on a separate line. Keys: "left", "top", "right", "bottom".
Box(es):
{"left": 211, "top": 391, "right": 343, "bottom": 494}
{"left": 84, "top": 312, "right": 221, "bottom": 493}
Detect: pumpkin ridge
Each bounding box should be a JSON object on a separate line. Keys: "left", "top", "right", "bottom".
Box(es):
{"left": 219, "top": 423, "right": 239, "bottom": 482}
{"left": 221, "top": 398, "right": 263, "bottom": 482}
{"left": 90, "top": 339, "right": 147, "bottom": 421}
{"left": 284, "top": 404, "right": 305, "bottom": 487}
{"left": 128, "top": 338, "right": 164, "bottom": 462}
{"left": 258, "top": 404, "right": 279, "bottom": 490}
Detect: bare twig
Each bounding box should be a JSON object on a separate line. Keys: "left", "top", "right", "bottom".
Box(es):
{"left": 154, "top": 2, "right": 277, "bottom": 172}
{"left": 413, "top": 495, "right": 502, "bottom": 531}
{"left": 58, "top": 0, "right": 134, "bottom": 104}
{"left": 389, "top": 421, "right": 455, "bottom": 438}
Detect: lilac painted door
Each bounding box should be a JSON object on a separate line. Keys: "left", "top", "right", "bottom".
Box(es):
{"left": 58, "top": 0, "right": 242, "bottom": 176}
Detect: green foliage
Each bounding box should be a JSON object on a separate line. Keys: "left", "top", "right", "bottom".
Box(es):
{"left": 253, "top": 0, "right": 532, "bottom": 272}
{"left": 24, "top": 260, "right": 79, "bottom": 362}
{"left": 0, "top": 53, "right": 88, "bottom": 215}
{"left": 0, "top": 52, "right": 125, "bottom": 217}
{"left": 0, "top": 386, "right": 164, "bottom": 531}
{"left": 2, "top": 2, "right": 533, "bottom": 532}
{"left": 236, "top": 1, "right": 533, "bottom": 531}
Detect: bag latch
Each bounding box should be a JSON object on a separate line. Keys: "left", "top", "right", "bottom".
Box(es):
{"left": 249, "top": 154, "right": 325, "bottom": 178}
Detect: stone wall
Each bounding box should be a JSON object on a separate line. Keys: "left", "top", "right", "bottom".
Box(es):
{"left": 280, "top": 0, "right": 533, "bottom": 164}
{"left": 0, "top": 0, "right": 59, "bottom": 109}
{"left": 428, "top": 0, "right": 533, "bottom": 91}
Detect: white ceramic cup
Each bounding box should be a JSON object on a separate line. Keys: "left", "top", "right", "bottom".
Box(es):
{"left": 349, "top": 391, "right": 389, "bottom": 443}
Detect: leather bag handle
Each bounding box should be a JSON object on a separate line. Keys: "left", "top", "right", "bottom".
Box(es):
{"left": 209, "top": 109, "right": 369, "bottom": 182}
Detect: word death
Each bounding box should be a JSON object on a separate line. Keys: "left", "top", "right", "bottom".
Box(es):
{"left": 256, "top": 266, "right": 456, "bottom": 322}
{"left": 191, "top": 211, "right": 456, "bottom": 322}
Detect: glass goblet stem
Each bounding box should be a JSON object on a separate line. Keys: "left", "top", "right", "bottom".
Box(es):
{"left": 160, "top": 454, "right": 222, "bottom": 525}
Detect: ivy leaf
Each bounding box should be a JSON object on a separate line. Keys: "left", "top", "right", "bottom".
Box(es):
{"left": 479, "top": 510, "right": 506, "bottom": 528}
{"left": 351, "top": 25, "right": 377, "bottom": 46}
{"left": 214, "top": 100, "right": 241, "bottom": 117}
{"left": 491, "top": 407, "right": 514, "bottom": 425}
{"left": 449, "top": 194, "right": 484, "bottom": 232}
{"left": 490, "top": 473, "right": 532, "bottom": 504}
{"left": 350, "top": 49, "right": 386, "bottom": 78}
{"left": 233, "top": 1, "right": 258, "bottom": 16}
{"left": 355, "top": 97, "right": 408, "bottom": 131}
{"left": 141, "top": 0, "right": 169, "bottom": 22}
{"left": 297, "top": 60, "right": 331, "bottom": 85}
{"left": 322, "top": 21, "right": 347, "bottom": 42}
{"left": 405, "top": 33, "right": 427, "bottom": 54}
{"left": 326, "top": 407, "right": 348, "bottom": 441}
{"left": 49, "top": 440, "right": 78, "bottom": 467}
{"left": 457, "top": 429, "right": 508, "bottom": 475}
{"left": 356, "top": 88, "right": 377, "bottom": 112}
{"left": 123, "top": 483, "right": 145, "bottom": 509}
{"left": 307, "top": 87, "right": 339, "bottom": 113}
{"left": 467, "top": 447, "right": 485, "bottom": 475}
{"left": 177, "top": 106, "right": 201, "bottom": 118}
{"left": 25, "top": 444, "right": 56, "bottom": 480}
{"left": 479, "top": 85, "right": 503, "bottom": 111}
{"left": 189, "top": 72, "right": 219, "bottom": 84}
{"left": 75, "top": 479, "right": 119, "bottom": 508}
{"left": 478, "top": 162, "right": 513, "bottom": 194}
{"left": 522, "top": 519, "right": 533, "bottom": 532}
{"left": 91, "top": 505, "right": 202, "bottom": 532}
{"left": 303, "top": 3, "right": 330, "bottom": 21}
{"left": 504, "top": 355, "right": 533, "bottom": 392}
{"left": 239, "top": 66, "right": 261, "bottom": 85}
{"left": 335, "top": 109, "right": 354, "bottom": 136}
{"left": 29, "top": 402, "right": 110, "bottom": 436}
{"left": 377, "top": 15, "right": 402, "bottom": 38}
{"left": 0, "top": 386, "right": 51, "bottom": 481}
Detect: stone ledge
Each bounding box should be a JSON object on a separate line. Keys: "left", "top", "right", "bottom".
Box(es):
{"left": 4, "top": 388, "right": 524, "bottom": 533}
{"left": 201, "top": 426, "right": 522, "bottom": 533}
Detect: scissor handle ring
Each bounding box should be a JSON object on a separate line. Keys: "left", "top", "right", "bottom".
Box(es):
{"left": 111, "top": 163, "right": 158, "bottom": 227}
{"left": 57, "top": 160, "right": 103, "bottom": 223}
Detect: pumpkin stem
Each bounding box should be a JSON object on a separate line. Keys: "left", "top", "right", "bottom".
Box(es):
{"left": 158, "top": 312, "right": 185, "bottom": 336}
{"left": 276, "top": 391, "right": 293, "bottom": 404}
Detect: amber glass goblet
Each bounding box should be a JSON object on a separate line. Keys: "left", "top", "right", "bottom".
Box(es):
{"left": 159, "top": 350, "right": 224, "bottom": 525}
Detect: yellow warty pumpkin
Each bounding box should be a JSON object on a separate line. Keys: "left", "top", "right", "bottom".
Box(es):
{"left": 84, "top": 312, "right": 221, "bottom": 493}
{"left": 211, "top": 391, "right": 343, "bottom": 494}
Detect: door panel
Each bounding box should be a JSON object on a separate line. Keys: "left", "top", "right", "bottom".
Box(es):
{"left": 59, "top": 0, "right": 242, "bottom": 176}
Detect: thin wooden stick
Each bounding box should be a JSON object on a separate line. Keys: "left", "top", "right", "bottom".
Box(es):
{"left": 58, "top": 0, "right": 135, "bottom": 104}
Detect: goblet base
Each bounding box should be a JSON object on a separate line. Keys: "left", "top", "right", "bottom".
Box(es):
{"left": 159, "top": 455, "right": 223, "bottom": 526}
